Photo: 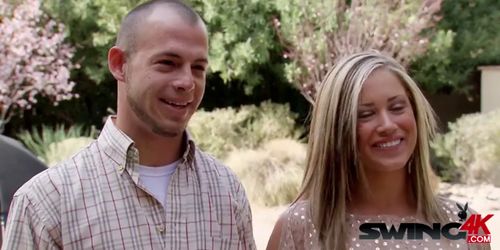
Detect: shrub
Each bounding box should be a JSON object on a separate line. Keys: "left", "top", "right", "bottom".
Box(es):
{"left": 45, "top": 137, "right": 94, "bottom": 166}
{"left": 432, "top": 109, "right": 500, "bottom": 186}
{"left": 17, "top": 124, "right": 97, "bottom": 163}
{"left": 225, "top": 138, "right": 306, "bottom": 207}
{"left": 188, "top": 101, "right": 303, "bottom": 159}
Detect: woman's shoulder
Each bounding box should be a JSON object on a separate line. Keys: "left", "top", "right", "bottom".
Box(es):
{"left": 279, "top": 200, "right": 313, "bottom": 231}
{"left": 270, "top": 200, "right": 319, "bottom": 249}
{"left": 436, "top": 195, "right": 477, "bottom": 222}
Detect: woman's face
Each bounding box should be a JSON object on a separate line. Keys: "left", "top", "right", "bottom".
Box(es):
{"left": 356, "top": 69, "right": 417, "bottom": 173}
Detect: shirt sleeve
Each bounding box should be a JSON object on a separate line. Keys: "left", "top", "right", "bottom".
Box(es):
{"left": 234, "top": 181, "right": 257, "bottom": 250}
{"left": 2, "top": 193, "right": 60, "bottom": 250}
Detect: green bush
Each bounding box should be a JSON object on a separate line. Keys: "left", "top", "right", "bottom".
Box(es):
{"left": 432, "top": 109, "right": 500, "bottom": 186}
{"left": 188, "top": 101, "right": 303, "bottom": 159}
{"left": 224, "top": 138, "right": 306, "bottom": 207}
{"left": 17, "top": 124, "right": 97, "bottom": 163}
{"left": 46, "top": 137, "right": 94, "bottom": 166}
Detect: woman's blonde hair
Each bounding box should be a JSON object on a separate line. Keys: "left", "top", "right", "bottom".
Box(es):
{"left": 298, "top": 51, "right": 446, "bottom": 249}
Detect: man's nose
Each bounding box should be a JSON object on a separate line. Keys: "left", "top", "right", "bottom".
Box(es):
{"left": 172, "top": 66, "right": 194, "bottom": 92}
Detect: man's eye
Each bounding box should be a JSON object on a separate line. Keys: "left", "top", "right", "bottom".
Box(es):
{"left": 192, "top": 65, "right": 205, "bottom": 71}
{"left": 159, "top": 60, "right": 175, "bottom": 66}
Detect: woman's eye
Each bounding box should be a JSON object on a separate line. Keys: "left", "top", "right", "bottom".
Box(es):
{"left": 358, "top": 111, "right": 373, "bottom": 118}
{"left": 391, "top": 105, "right": 405, "bottom": 112}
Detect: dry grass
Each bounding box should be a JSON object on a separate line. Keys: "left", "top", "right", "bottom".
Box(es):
{"left": 225, "top": 138, "right": 306, "bottom": 206}
{"left": 46, "top": 137, "right": 93, "bottom": 166}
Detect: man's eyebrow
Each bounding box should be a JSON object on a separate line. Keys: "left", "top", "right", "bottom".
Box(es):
{"left": 156, "top": 52, "right": 208, "bottom": 63}
{"left": 194, "top": 58, "right": 208, "bottom": 64}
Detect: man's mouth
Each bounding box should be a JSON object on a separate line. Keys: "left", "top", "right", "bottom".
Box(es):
{"left": 160, "top": 98, "right": 190, "bottom": 108}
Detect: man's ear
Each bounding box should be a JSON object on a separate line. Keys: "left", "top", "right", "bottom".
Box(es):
{"left": 108, "top": 46, "right": 127, "bottom": 82}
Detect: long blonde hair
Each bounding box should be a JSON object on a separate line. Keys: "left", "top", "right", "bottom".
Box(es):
{"left": 298, "top": 51, "right": 446, "bottom": 249}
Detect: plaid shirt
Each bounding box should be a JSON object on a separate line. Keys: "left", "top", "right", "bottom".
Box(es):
{"left": 2, "top": 117, "right": 255, "bottom": 250}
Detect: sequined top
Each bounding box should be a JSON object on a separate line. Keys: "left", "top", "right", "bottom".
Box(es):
{"left": 279, "top": 198, "right": 489, "bottom": 250}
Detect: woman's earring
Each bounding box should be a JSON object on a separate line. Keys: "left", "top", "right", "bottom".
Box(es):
{"left": 407, "top": 156, "right": 414, "bottom": 174}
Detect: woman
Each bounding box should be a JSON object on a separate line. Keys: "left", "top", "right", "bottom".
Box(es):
{"left": 267, "top": 51, "right": 489, "bottom": 250}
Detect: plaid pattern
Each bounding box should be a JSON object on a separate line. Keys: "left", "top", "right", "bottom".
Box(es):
{"left": 2, "top": 117, "right": 255, "bottom": 250}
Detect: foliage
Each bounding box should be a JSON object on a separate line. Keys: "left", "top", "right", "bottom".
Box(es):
{"left": 17, "top": 124, "right": 97, "bottom": 163}
{"left": 432, "top": 109, "right": 500, "bottom": 186}
{"left": 273, "top": 0, "right": 441, "bottom": 102}
{"left": 26, "top": 0, "right": 292, "bottom": 136}
{"left": 42, "top": 0, "right": 140, "bottom": 84}
{"left": 411, "top": 0, "right": 500, "bottom": 94}
{"left": 225, "top": 138, "right": 306, "bottom": 206}
{"left": 42, "top": 0, "right": 281, "bottom": 93}
{"left": 191, "top": 0, "right": 280, "bottom": 94}
{"left": 0, "top": 0, "right": 76, "bottom": 132}
{"left": 188, "top": 101, "right": 302, "bottom": 159}
{"left": 45, "top": 137, "right": 94, "bottom": 166}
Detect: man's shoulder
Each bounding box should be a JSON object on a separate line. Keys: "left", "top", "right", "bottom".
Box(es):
{"left": 193, "top": 149, "right": 245, "bottom": 192}
{"left": 15, "top": 142, "right": 97, "bottom": 200}
{"left": 12, "top": 165, "right": 63, "bottom": 211}
{"left": 195, "top": 149, "right": 237, "bottom": 178}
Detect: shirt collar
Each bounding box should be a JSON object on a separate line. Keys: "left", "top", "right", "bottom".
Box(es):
{"left": 97, "top": 116, "right": 197, "bottom": 176}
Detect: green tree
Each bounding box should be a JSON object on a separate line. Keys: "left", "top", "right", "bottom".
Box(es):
{"left": 43, "top": 0, "right": 281, "bottom": 93}
{"left": 43, "top": 0, "right": 140, "bottom": 84}
{"left": 411, "top": 0, "right": 500, "bottom": 94}
{"left": 12, "top": 0, "right": 295, "bottom": 136}
{"left": 192, "top": 0, "right": 280, "bottom": 94}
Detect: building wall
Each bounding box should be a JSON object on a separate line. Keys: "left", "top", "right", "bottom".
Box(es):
{"left": 479, "top": 66, "right": 500, "bottom": 113}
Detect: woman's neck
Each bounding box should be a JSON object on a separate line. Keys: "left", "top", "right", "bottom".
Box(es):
{"left": 348, "top": 168, "right": 416, "bottom": 217}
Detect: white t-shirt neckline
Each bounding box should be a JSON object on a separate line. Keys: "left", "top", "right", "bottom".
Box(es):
{"left": 136, "top": 160, "right": 180, "bottom": 208}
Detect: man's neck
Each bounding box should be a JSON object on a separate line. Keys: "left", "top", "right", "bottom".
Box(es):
{"left": 114, "top": 117, "right": 184, "bottom": 166}
{"left": 349, "top": 169, "right": 416, "bottom": 216}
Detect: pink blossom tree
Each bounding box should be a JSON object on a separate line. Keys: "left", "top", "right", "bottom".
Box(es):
{"left": 273, "top": 0, "right": 442, "bottom": 103}
{"left": 0, "top": 0, "right": 76, "bottom": 132}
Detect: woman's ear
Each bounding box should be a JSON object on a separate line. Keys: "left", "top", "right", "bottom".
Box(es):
{"left": 108, "top": 46, "right": 127, "bottom": 82}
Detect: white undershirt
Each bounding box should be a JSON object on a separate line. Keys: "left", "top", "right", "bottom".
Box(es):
{"left": 136, "top": 160, "right": 179, "bottom": 208}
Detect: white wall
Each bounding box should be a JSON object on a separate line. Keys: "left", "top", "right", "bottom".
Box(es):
{"left": 479, "top": 66, "right": 500, "bottom": 113}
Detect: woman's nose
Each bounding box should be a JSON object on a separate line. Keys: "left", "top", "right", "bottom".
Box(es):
{"left": 376, "top": 111, "right": 397, "bottom": 135}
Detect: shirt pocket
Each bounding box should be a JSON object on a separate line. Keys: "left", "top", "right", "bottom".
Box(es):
{"left": 171, "top": 214, "right": 238, "bottom": 250}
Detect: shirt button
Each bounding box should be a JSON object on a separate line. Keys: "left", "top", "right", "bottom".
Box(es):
{"left": 157, "top": 225, "right": 165, "bottom": 234}
{"left": 118, "top": 165, "right": 125, "bottom": 171}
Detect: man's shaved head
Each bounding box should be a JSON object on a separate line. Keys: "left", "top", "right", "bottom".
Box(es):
{"left": 116, "top": 0, "right": 204, "bottom": 57}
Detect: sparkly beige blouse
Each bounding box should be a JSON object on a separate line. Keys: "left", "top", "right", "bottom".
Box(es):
{"left": 278, "top": 198, "right": 489, "bottom": 250}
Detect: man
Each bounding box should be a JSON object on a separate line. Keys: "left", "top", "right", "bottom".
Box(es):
{"left": 2, "top": 0, "right": 255, "bottom": 249}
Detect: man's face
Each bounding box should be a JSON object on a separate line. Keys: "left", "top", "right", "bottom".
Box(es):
{"left": 123, "top": 10, "right": 208, "bottom": 137}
